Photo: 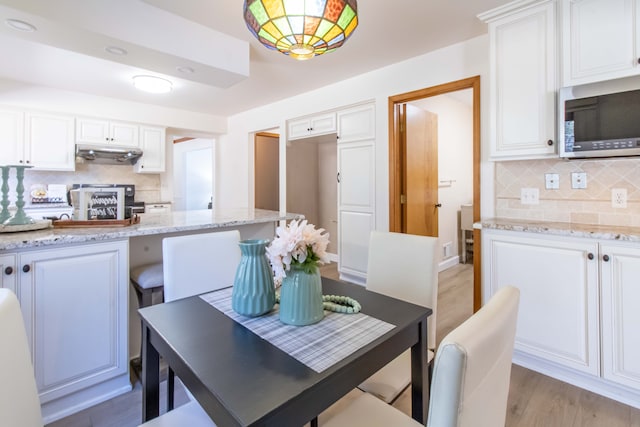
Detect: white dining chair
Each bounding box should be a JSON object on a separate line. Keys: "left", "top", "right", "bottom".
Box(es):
{"left": 358, "top": 230, "right": 439, "bottom": 404}
{"left": 321, "top": 286, "right": 520, "bottom": 427}
{"left": 0, "top": 288, "right": 43, "bottom": 427}
{"left": 139, "top": 230, "right": 242, "bottom": 426}
{"left": 162, "top": 229, "right": 241, "bottom": 301}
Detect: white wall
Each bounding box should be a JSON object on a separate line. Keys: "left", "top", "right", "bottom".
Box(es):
{"left": 172, "top": 138, "right": 214, "bottom": 211}
{"left": 0, "top": 78, "right": 226, "bottom": 133}
{"left": 217, "top": 34, "right": 493, "bottom": 230}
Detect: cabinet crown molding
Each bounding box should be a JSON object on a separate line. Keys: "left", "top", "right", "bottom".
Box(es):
{"left": 478, "top": 0, "right": 554, "bottom": 22}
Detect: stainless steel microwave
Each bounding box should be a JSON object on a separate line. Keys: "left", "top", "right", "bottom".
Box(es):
{"left": 562, "top": 88, "right": 640, "bottom": 159}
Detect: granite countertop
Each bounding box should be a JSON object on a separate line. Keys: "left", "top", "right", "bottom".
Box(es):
{"left": 478, "top": 218, "right": 640, "bottom": 242}
{"left": 0, "top": 209, "right": 301, "bottom": 251}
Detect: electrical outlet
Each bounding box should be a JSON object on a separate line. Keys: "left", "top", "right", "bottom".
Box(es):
{"left": 521, "top": 188, "right": 539, "bottom": 205}
{"left": 611, "top": 188, "right": 627, "bottom": 208}
{"left": 443, "top": 242, "right": 452, "bottom": 258}
{"left": 545, "top": 173, "right": 559, "bottom": 190}
{"left": 571, "top": 172, "right": 587, "bottom": 189}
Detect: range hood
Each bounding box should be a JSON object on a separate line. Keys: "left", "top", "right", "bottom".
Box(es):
{"left": 75, "top": 144, "right": 143, "bottom": 165}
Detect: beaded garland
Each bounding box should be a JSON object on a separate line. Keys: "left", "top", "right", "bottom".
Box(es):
{"left": 275, "top": 293, "right": 361, "bottom": 314}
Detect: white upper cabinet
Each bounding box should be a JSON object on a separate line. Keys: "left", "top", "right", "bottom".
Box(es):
{"left": 0, "top": 108, "right": 75, "bottom": 171}
{"left": 562, "top": 0, "right": 640, "bottom": 86}
{"left": 135, "top": 126, "right": 166, "bottom": 173}
{"left": 76, "top": 118, "right": 139, "bottom": 147}
{"left": 337, "top": 104, "right": 375, "bottom": 143}
{"left": 25, "top": 112, "right": 75, "bottom": 171}
{"left": 0, "top": 108, "right": 24, "bottom": 166}
{"left": 481, "top": 0, "right": 558, "bottom": 160}
{"left": 287, "top": 112, "right": 336, "bottom": 140}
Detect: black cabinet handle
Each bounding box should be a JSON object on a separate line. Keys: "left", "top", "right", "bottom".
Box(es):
{"left": 4, "top": 266, "right": 12, "bottom": 275}
{"left": 337, "top": 172, "right": 341, "bottom": 183}
{"left": 587, "top": 253, "right": 594, "bottom": 260}
{"left": 435, "top": 203, "right": 442, "bottom": 208}
{"left": 603, "top": 254, "right": 610, "bottom": 262}
{"left": 547, "top": 140, "right": 554, "bottom": 146}
{"left": 637, "top": 57, "right": 640, "bottom": 64}
{"left": 22, "top": 264, "right": 30, "bottom": 273}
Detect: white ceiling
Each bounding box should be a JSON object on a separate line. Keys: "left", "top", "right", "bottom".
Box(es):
{"left": 0, "top": 0, "right": 510, "bottom": 117}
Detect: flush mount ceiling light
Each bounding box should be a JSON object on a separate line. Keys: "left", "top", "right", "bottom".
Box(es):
{"left": 5, "top": 19, "right": 37, "bottom": 32}
{"left": 243, "top": 0, "right": 358, "bottom": 61}
{"left": 105, "top": 46, "right": 128, "bottom": 56}
{"left": 132, "top": 75, "right": 172, "bottom": 94}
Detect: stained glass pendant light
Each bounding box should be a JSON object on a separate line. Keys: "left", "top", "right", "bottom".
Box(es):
{"left": 243, "top": 0, "right": 358, "bottom": 60}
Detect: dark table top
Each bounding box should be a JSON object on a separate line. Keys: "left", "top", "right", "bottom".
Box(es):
{"left": 139, "top": 277, "right": 432, "bottom": 427}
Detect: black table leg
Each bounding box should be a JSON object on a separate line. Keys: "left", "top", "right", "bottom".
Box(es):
{"left": 411, "top": 317, "right": 429, "bottom": 424}
{"left": 310, "top": 416, "right": 318, "bottom": 427}
{"left": 142, "top": 324, "right": 160, "bottom": 422}
{"left": 167, "top": 366, "right": 175, "bottom": 411}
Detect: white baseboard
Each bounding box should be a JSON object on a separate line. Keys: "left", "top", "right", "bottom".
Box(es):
{"left": 439, "top": 256, "right": 460, "bottom": 272}
{"left": 327, "top": 252, "right": 338, "bottom": 263}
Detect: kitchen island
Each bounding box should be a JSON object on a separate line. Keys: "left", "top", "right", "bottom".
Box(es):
{"left": 0, "top": 208, "right": 300, "bottom": 424}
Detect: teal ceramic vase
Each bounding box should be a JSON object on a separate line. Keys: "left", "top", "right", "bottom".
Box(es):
{"left": 279, "top": 264, "right": 324, "bottom": 326}
{"left": 232, "top": 239, "right": 275, "bottom": 317}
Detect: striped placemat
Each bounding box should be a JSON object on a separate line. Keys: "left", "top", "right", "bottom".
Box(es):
{"left": 200, "top": 287, "right": 395, "bottom": 373}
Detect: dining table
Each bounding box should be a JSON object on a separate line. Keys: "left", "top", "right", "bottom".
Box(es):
{"left": 139, "top": 276, "right": 432, "bottom": 426}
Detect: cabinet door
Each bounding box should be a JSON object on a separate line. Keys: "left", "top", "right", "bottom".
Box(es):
{"left": 483, "top": 231, "right": 599, "bottom": 375}
{"left": 601, "top": 243, "right": 640, "bottom": 390}
{"left": 0, "top": 254, "right": 17, "bottom": 294}
{"left": 136, "top": 126, "right": 166, "bottom": 173}
{"left": 488, "top": 1, "right": 557, "bottom": 159}
{"left": 309, "top": 112, "right": 336, "bottom": 136}
{"left": 76, "top": 118, "right": 110, "bottom": 145}
{"left": 0, "top": 108, "right": 24, "bottom": 165}
{"left": 337, "top": 104, "right": 375, "bottom": 143}
{"left": 25, "top": 112, "right": 75, "bottom": 171}
{"left": 288, "top": 117, "right": 312, "bottom": 140}
{"left": 563, "top": 0, "right": 638, "bottom": 86}
{"left": 110, "top": 122, "right": 139, "bottom": 147}
{"left": 338, "top": 142, "right": 374, "bottom": 282}
{"left": 18, "top": 240, "right": 128, "bottom": 403}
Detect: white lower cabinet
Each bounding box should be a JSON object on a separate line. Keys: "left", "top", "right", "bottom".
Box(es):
{"left": 483, "top": 229, "right": 640, "bottom": 408}
{"left": 0, "top": 253, "right": 17, "bottom": 293}
{"left": 600, "top": 243, "right": 640, "bottom": 390}
{"left": 10, "top": 239, "right": 130, "bottom": 423}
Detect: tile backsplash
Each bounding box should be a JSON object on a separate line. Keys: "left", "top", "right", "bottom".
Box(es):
{"left": 495, "top": 158, "right": 640, "bottom": 227}
{"left": 6, "top": 163, "right": 161, "bottom": 204}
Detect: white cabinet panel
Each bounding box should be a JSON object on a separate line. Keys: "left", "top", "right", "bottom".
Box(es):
{"left": 601, "top": 243, "right": 640, "bottom": 390}
{"left": 0, "top": 254, "right": 16, "bottom": 293}
{"left": 484, "top": 231, "right": 599, "bottom": 374}
{"left": 563, "top": 0, "right": 640, "bottom": 86}
{"left": 338, "top": 142, "right": 374, "bottom": 210}
{"left": 482, "top": 1, "right": 557, "bottom": 159}
{"left": 339, "top": 211, "right": 373, "bottom": 279}
{"left": 25, "top": 112, "right": 75, "bottom": 171}
{"left": 77, "top": 118, "right": 139, "bottom": 147}
{"left": 135, "top": 126, "right": 166, "bottom": 173}
{"left": 16, "top": 240, "right": 128, "bottom": 407}
{"left": 0, "top": 108, "right": 24, "bottom": 166}
{"left": 288, "top": 113, "right": 336, "bottom": 140}
{"left": 337, "top": 104, "right": 375, "bottom": 143}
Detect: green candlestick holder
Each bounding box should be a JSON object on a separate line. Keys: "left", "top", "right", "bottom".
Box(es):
{"left": 0, "top": 166, "right": 10, "bottom": 223}
{"left": 4, "top": 165, "right": 35, "bottom": 226}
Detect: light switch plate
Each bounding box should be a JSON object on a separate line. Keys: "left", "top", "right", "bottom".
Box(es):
{"left": 571, "top": 172, "right": 587, "bottom": 189}
{"left": 545, "top": 173, "right": 559, "bottom": 190}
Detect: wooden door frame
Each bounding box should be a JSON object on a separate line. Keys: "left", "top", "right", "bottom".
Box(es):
{"left": 388, "top": 75, "right": 482, "bottom": 311}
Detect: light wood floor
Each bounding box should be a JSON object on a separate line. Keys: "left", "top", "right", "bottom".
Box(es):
{"left": 47, "top": 263, "right": 640, "bottom": 426}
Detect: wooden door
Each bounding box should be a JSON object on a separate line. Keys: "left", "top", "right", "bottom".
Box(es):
{"left": 400, "top": 103, "right": 439, "bottom": 237}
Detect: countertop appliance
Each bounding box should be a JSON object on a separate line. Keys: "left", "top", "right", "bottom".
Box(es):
{"left": 562, "top": 88, "right": 640, "bottom": 159}
{"left": 70, "top": 184, "right": 141, "bottom": 217}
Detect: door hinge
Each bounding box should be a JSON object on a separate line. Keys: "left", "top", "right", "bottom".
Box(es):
{"left": 400, "top": 194, "right": 407, "bottom": 204}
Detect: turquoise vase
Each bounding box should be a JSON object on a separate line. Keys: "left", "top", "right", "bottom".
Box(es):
{"left": 232, "top": 239, "right": 275, "bottom": 317}
{"left": 279, "top": 264, "right": 324, "bottom": 326}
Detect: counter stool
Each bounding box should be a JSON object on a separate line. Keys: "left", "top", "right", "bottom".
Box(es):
{"left": 130, "top": 262, "right": 164, "bottom": 380}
